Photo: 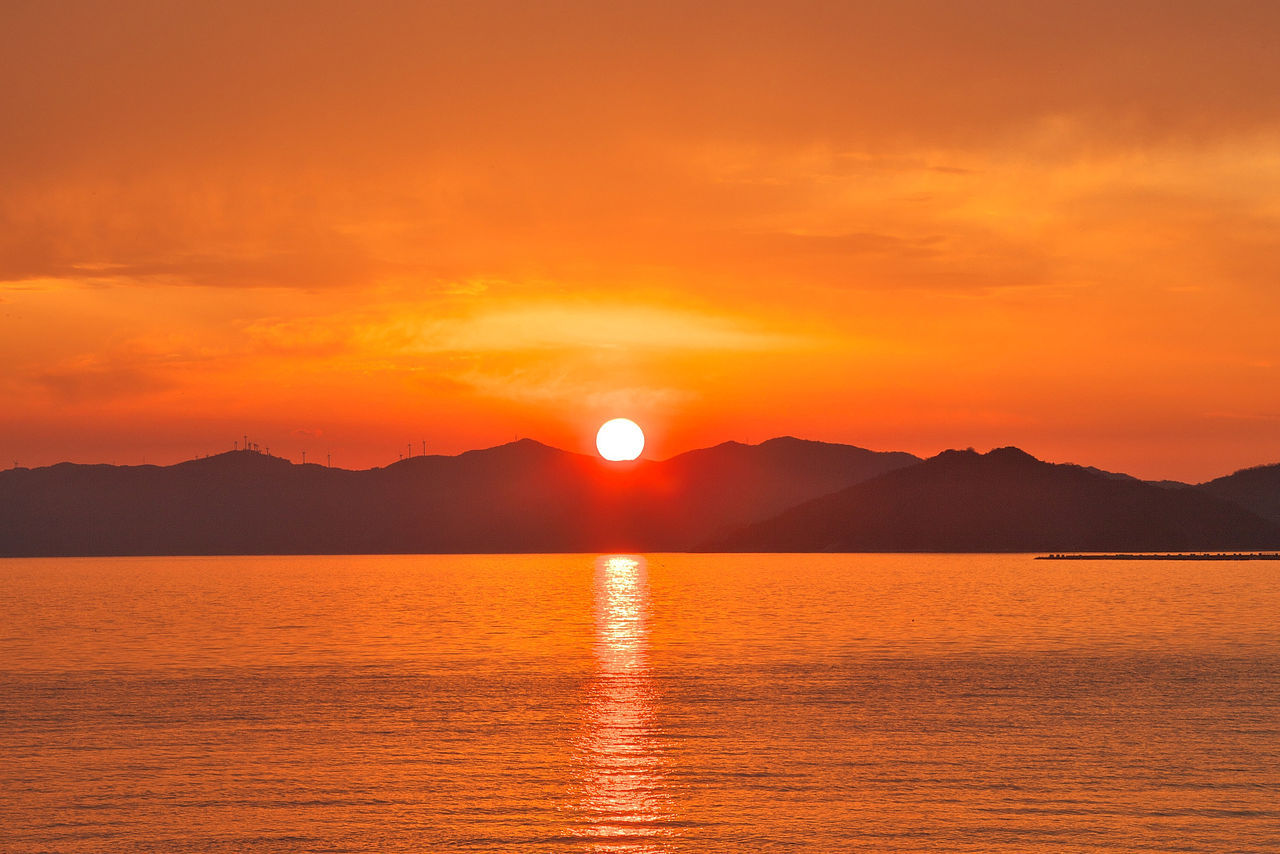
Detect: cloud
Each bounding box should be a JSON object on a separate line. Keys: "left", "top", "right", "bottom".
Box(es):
{"left": 5, "top": 2, "right": 1280, "bottom": 300}
{"left": 459, "top": 366, "right": 695, "bottom": 411}
{"left": 0, "top": 192, "right": 389, "bottom": 290}
{"left": 237, "top": 300, "right": 815, "bottom": 366}
{"left": 421, "top": 304, "right": 809, "bottom": 354}
{"left": 34, "top": 362, "right": 174, "bottom": 403}
{"left": 8, "top": 2, "right": 1280, "bottom": 167}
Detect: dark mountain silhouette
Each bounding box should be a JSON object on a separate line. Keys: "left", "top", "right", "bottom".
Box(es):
{"left": 1077, "top": 465, "right": 1190, "bottom": 490}
{"left": 711, "top": 447, "right": 1280, "bottom": 552}
{"left": 1200, "top": 462, "right": 1280, "bottom": 526}
{"left": 610, "top": 437, "right": 921, "bottom": 547}
{"left": 0, "top": 437, "right": 918, "bottom": 556}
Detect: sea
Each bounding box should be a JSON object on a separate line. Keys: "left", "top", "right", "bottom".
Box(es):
{"left": 1, "top": 554, "right": 1277, "bottom": 852}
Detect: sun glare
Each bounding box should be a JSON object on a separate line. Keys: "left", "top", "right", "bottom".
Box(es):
{"left": 596, "top": 418, "right": 644, "bottom": 461}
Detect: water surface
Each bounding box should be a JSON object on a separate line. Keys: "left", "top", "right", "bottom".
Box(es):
{"left": 2, "top": 554, "right": 1277, "bottom": 851}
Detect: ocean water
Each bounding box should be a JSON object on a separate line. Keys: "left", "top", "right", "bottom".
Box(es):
{"left": 1, "top": 553, "right": 1278, "bottom": 852}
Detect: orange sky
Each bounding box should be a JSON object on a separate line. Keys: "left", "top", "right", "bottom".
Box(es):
{"left": 3, "top": 1, "right": 1279, "bottom": 481}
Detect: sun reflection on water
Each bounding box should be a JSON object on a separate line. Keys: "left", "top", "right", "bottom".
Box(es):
{"left": 570, "top": 554, "right": 674, "bottom": 851}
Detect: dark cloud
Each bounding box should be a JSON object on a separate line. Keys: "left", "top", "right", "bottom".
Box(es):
{"left": 3, "top": 1, "right": 1277, "bottom": 294}
{"left": 4, "top": 0, "right": 1278, "bottom": 172}
{"left": 34, "top": 363, "right": 174, "bottom": 403}
{"left": 0, "top": 200, "right": 387, "bottom": 289}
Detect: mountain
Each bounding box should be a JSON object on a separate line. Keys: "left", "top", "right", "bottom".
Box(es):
{"left": 1078, "top": 465, "right": 1189, "bottom": 490}
{"left": 609, "top": 437, "right": 921, "bottom": 547}
{"left": 711, "top": 447, "right": 1280, "bottom": 552}
{"left": 0, "top": 438, "right": 919, "bottom": 556}
{"left": 1199, "top": 462, "right": 1280, "bottom": 526}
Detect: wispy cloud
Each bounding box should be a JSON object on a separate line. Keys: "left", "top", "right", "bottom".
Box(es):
{"left": 416, "top": 304, "right": 810, "bottom": 354}
{"left": 34, "top": 361, "right": 174, "bottom": 403}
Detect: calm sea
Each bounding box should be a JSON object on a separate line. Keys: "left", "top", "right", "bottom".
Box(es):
{"left": 1, "top": 554, "right": 1278, "bottom": 852}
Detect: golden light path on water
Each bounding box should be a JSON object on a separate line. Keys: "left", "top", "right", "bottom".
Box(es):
{"left": 570, "top": 555, "right": 675, "bottom": 850}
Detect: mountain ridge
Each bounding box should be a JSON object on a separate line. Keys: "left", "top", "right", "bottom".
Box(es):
{"left": 710, "top": 446, "right": 1280, "bottom": 552}
{"left": 1199, "top": 461, "right": 1280, "bottom": 526}
{"left": 4, "top": 440, "right": 1280, "bottom": 556}
{"left": 0, "top": 437, "right": 920, "bottom": 556}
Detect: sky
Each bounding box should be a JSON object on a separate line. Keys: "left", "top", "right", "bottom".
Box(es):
{"left": 3, "top": 0, "right": 1279, "bottom": 481}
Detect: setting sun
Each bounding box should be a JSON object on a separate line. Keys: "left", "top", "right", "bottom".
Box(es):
{"left": 596, "top": 418, "right": 645, "bottom": 461}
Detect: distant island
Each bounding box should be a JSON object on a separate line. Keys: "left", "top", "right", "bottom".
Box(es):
{"left": 2, "top": 438, "right": 1279, "bottom": 556}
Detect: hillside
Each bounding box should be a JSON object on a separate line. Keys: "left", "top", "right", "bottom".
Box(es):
{"left": 1199, "top": 463, "right": 1280, "bottom": 526}
{"left": 712, "top": 447, "right": 1280, "bottom": 552}
{"left": 0, "top": 438, "right": 919, "bottom": 555}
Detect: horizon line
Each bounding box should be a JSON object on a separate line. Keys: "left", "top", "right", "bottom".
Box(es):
{"left": 5, "top": 435, "right": 1277, "bottom": 484}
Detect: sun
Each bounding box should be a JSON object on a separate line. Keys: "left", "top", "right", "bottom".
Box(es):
{"left": 596, "top": 418, "right": 645, "bottom": 461}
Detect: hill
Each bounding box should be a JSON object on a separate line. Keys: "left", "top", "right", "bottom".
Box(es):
{"left": 0, "top": 438, "right": 919, "bottom": 555}
{"left": 1199, "top": 462, "right": 1280, "bottom": 526}
{"left": 711, "top": 447, "right": 1280, "bottom": 552}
